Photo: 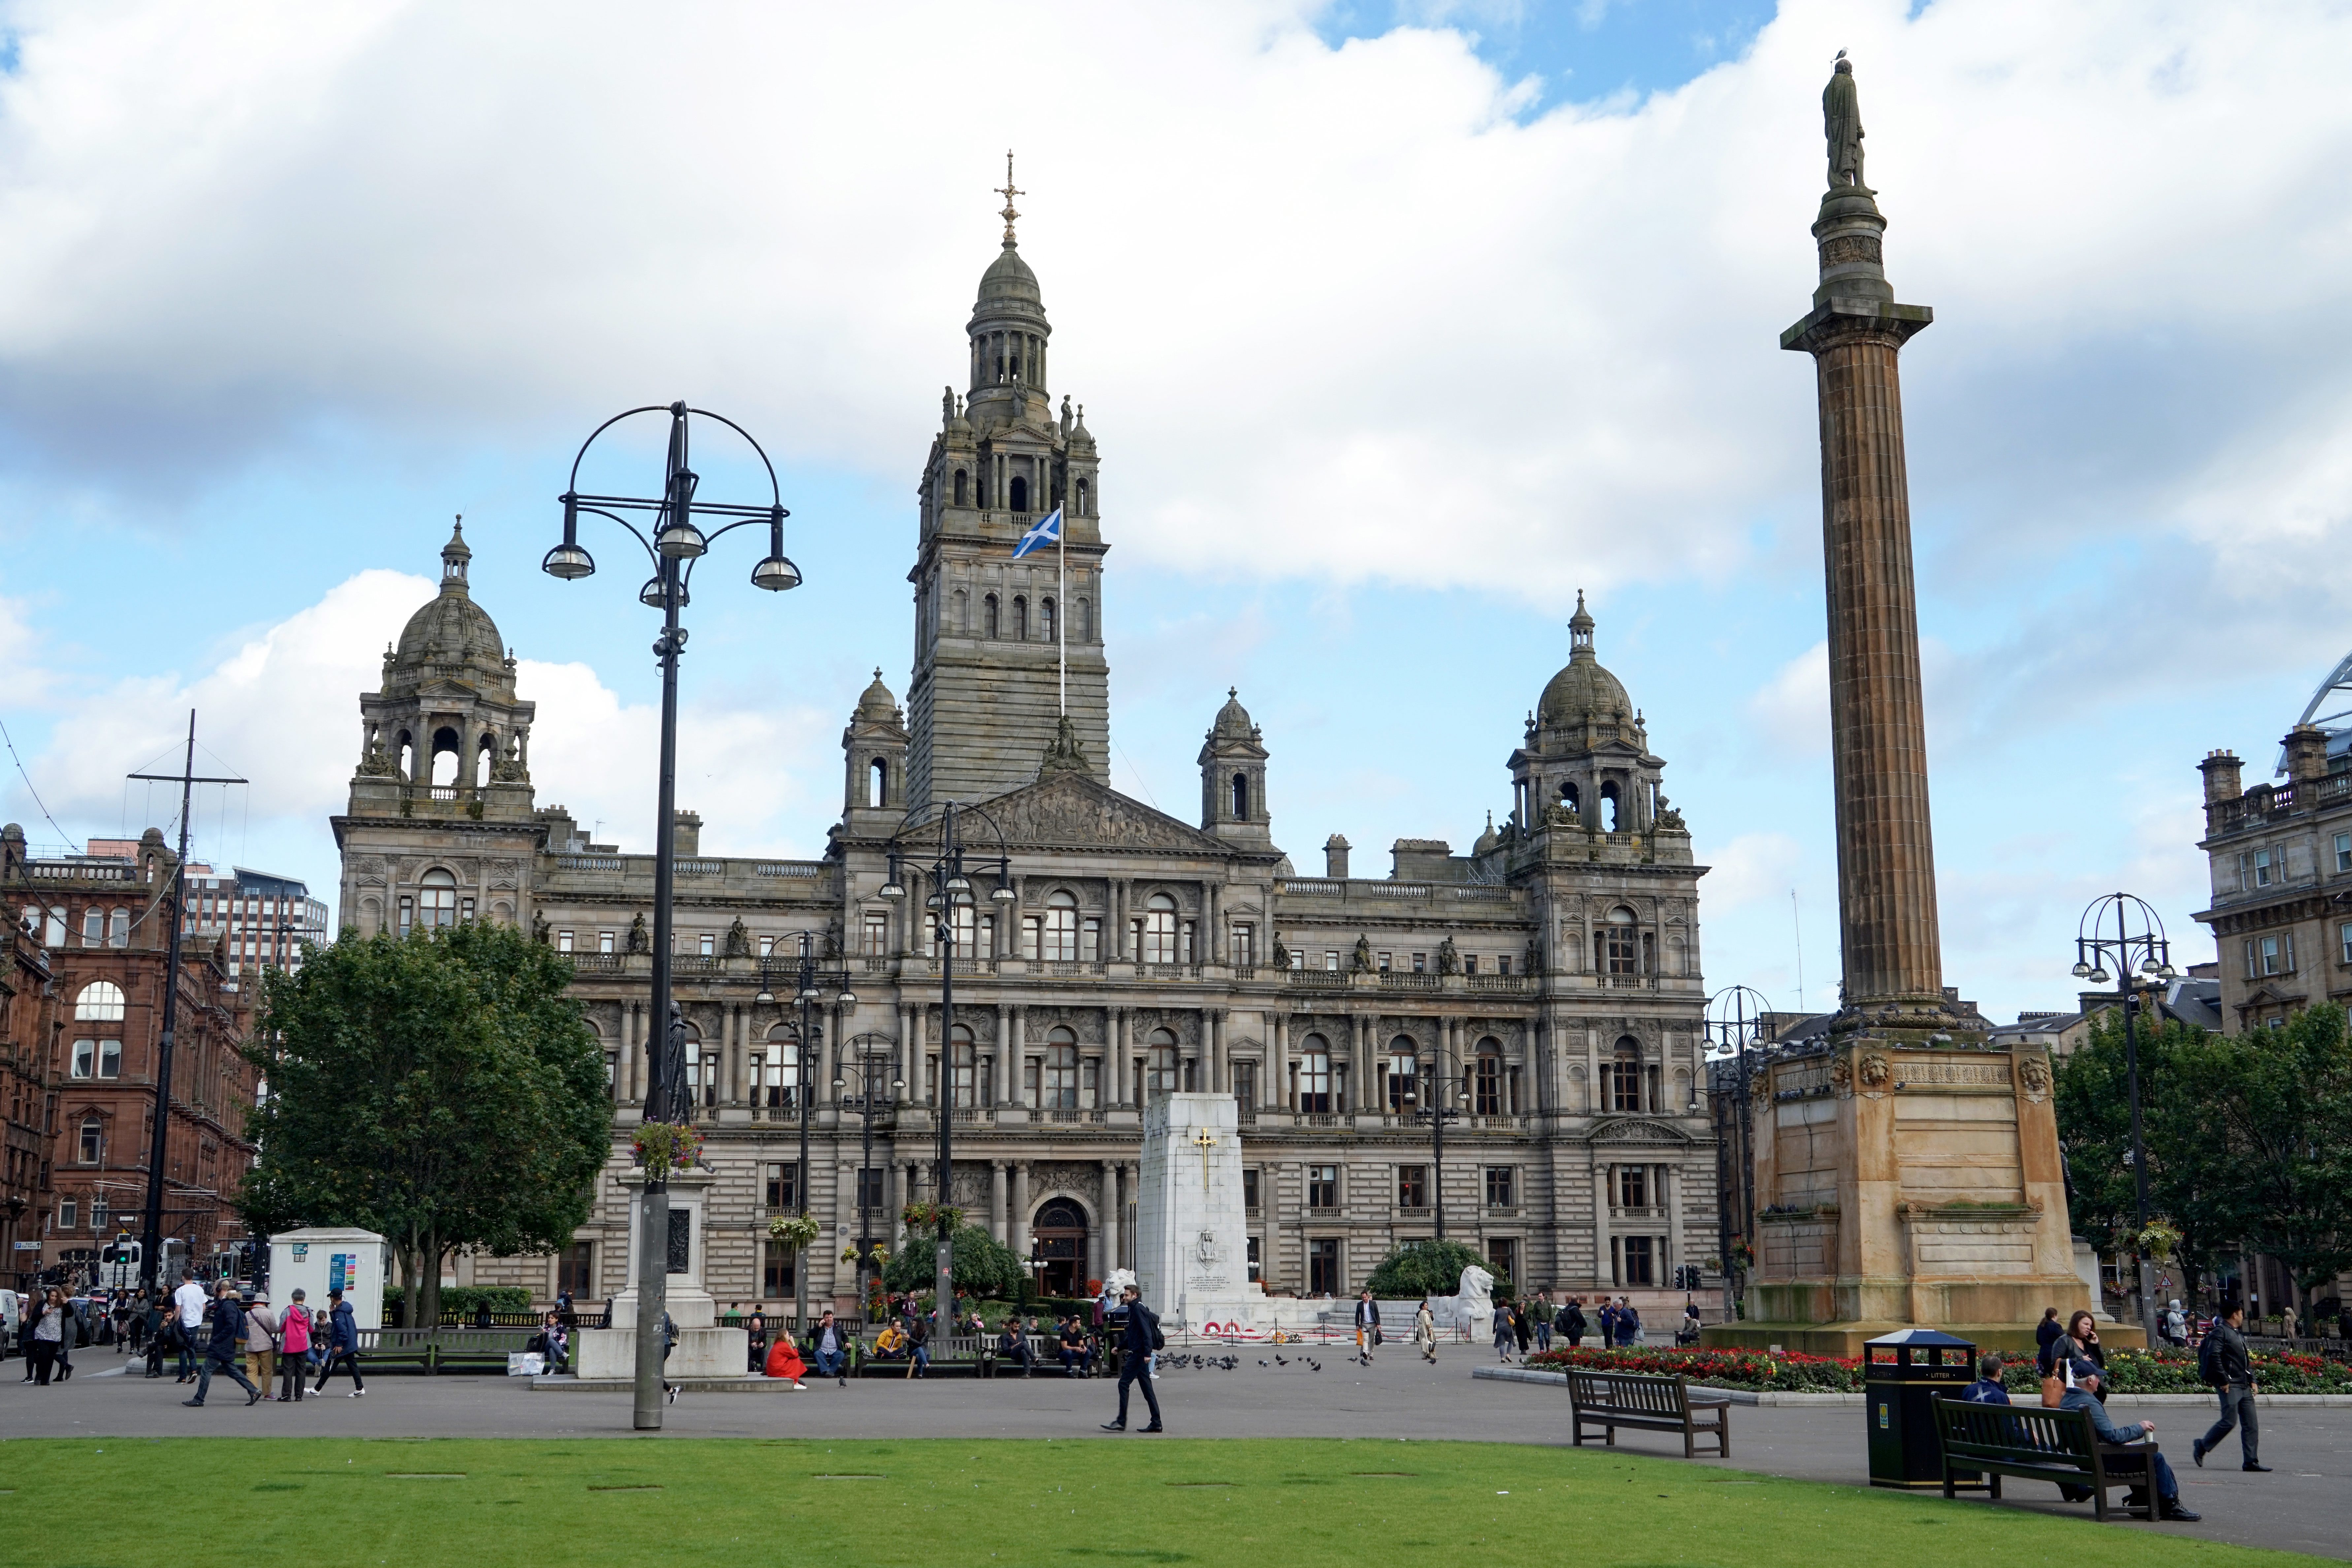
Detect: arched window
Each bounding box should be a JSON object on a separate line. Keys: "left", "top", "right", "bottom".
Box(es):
{"left": 418, "top": 870, "right": 459, "bottom": 931}
{"left": 951, "top": 1025, "right": 979, "bottom": 1105}
{"left": 760, "top": 1026, "right": 801, "bottom": 1111}
{"left": 984, "top": 594, "right": 1000, "bottom": 638}
{"left": 1042, "top": 890, "right": 1078, "bottom": 962}
{"left": 1384, "top": 1034, "right": 1418, "bottom": 1113}
{"left": 1230, "top": 772, "right": 1249, "bottom": 821}
{"left": 1140, "top": 894, "right": 1178, "bottom": 964}
{"left": 681, "top": 1024, "right": 713, "bottom": 1111}
{"left": 1605, "top": 1035, "right": 1643, "bottom": 1112}
{"left": 1561, "top": 780, "right": 1580, "bottom": 814}
{"left": 430, "top": 726, "right": 462, "bottom": 788}
{"left": 1041, "top": 597, "right": 1056, "bottom": 642}
{"left": 953, "top": 469, "right": 968, "bottom": 507}
{"left": 1145, "top": 1029, "right": 1179, "bottom": 1100}
{"left": 1042, "top": 1027, "right": 1079, "bottom": 1109}
{"left": 82, "top": 908, "right": 103, "bottom": 945}
{"left": 1010, "top": 474, "right": 1029, "bottom": 512}
{"left": 76, "top": 982, "right": 125, "bottom": 1022}
{"left": 1600, "top": 780, "right": 1621, "bottom": 833}
{"left": 1601, "top": 906, "right": 1638, "bottom": 975}
{"left": 108, "top": 908, "right": 129, "bottom": 947}
{"left": 868, "top": 758, "right": 888, "bottom": 809}
{"left": 396, "top": 730, "right": 415, "bottom": 781}
{"left": 952, "top": 588, "right": 968, "bottom": 632}
{"left": 475, "top": 734, "right": 495, "bottom": 788}
{"left": 1297, "top": 1034, "right": 1333, "bottom": 1113}
{"left": 1077, "top": 599, "right": 1092, "bottom": 642}
{"left": 1076, "top": 478, "right": 1089, "bottom": 515}
{"left": 1013, "top": 596, "right": 1029, "bottom": 640}
{"left": 79, "top": 1113, "right": 103, "bottom": 1164}
{"left": 1474, "top": 1040, "right": 1505, "bottom": 1116}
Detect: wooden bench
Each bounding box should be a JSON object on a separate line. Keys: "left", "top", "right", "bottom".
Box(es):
{"left": 353, "top": 1328, "right": 538, "bottom": 1375}
{"left": 1932, "top": 1397, "right": 2156, "bottom": 1522}
{"left": 854, "top": 1332, "right": 1069, "bottom": 1378}
{"left": 1567, "top": 1370, "right": 1731, "bottom": 1458}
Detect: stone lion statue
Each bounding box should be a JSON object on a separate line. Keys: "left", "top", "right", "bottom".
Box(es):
{"left": 1433, "top": 1264, "right": 1495, "bottom": 1333}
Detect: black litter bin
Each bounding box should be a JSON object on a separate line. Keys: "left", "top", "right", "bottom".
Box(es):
{"left": 1864, "top": 1328, "right": 1976, "bottom": 1488}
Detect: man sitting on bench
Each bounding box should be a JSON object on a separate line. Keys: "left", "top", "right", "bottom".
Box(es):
{"left": 997, "top": 1318, "right": 1035, "bottom": 1376}
{"left": 2061, "top": 1359, "right": 2200, "bottom": 1522}
{"left": 1058, "top": 1316, "right": 1092, "bottom": 1376}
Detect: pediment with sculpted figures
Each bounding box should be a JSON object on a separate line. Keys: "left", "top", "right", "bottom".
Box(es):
{"left": 926, "top": 770, "right": 1232, "bottom": 856}
{"left": 1588, "top": 1116, "right": 1693, "bottom": 1145}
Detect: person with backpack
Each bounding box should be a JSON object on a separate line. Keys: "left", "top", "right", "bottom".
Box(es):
{"left": 1100, "top": 1283, "right": 1163, "bottom": 1433}
{"left": 312, "top": 1288, "right": 365, "bottom": 1396}
{"left": 1560, "top": 1296, "right": 1586, "bottom": 1348}
{"left": 2193, "top": 1303, "right": 2267, "bottom": 1471}
{"left": 183, "top": 1281, "right": 262, "bottom": 1407}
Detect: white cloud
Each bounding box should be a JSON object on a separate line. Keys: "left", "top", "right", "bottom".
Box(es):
{"left": 1747, "top": 638, "right": 1826, "bottom": 757}
{"left": 0, "top": 0, "right": 2345, "bottom": 618}
{"left": 1696, "top": 829, "right": 1802, "bottom": 914}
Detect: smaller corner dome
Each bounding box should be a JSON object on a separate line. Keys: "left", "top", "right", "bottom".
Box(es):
{"left": 855, "top": 668, "right": 900, "bottom": 721}
{"left": 1210, "top": 686, "right": 1255, "bottom": 740}
{"left": 391, "top": 522, "right": 508, "bottom": 684}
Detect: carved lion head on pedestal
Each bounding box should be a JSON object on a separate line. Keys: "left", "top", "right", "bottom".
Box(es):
{"left": 1856, "top": 1053, "right": 1892, "bottom": 1093}
{"left": 2016, "top": 1055, "right": 2051, "bottom": 1100}
{"left": 1828, "top": 1055, "right": 1853, "bottom": 1096}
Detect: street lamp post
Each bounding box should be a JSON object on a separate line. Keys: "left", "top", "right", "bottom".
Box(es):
{"left": 1398, "top": 1044, "right": 1469, "bottom": 1240}
{"left": 1704, "top": 985, "right": 1773, "bottom": 1309}
{"left": 756, "top": 950, "right": 855, "bottom": 1333}
{"left": 543, "top": 401, "right": 802, "bottom": 1431}
{"left": 2070, "top": 893, "right": 2177, "bottom": 1345}
{"left": 876, "top": 802, "right": 1015, "bottom": 1325}
{"left": 833, "top": 1032, "right": 901, "bottom": 1315}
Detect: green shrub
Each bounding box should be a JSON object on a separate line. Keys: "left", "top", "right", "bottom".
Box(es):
{"left": 1365, "top": 1240, "right": 1508, "bottom": 1302}
{"left": 1525, "top": 1346, "right": 1860, "bottom": 1391}
{"left": 879, "top": 1224, "right": 1024, "bottom": 1298}
{"left": 384, "top": 1285, "right": 534, "bottom": 1323}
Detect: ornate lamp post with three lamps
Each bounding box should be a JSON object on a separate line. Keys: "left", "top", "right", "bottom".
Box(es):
{"left": 832, "top": 1031, "right": 903, "bottom": 1315}
{"left": 755, "top": 949, "right": 856, "bottom": 1334}
{"left": 875, "top": 803, "right": 1015, "bottom": 1326}
{"left": 541, "top": 400, "right": 802, "bottom": 1431}
{"left": 2070, "top": 893, "right": 2177, "bottom": 1344}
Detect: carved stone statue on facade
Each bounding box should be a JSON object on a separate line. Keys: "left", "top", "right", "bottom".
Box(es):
{"left": 1824, "top": 54, "right": 1865, "bottom": 190}
{"left": 1525, "top": 935, "right": 1544, "bottom": 975}
{"left": 723, "top": 916, "right": 751, "bottom": 958}
{"left": 1350, "top": 934, "right": 1373, "bottom": 973}
{"left": 1270, "top": 936, "right": 1289, "bottom": 970}
{"left": 1436, "top": 935, "right": 1460, "bottom": 975}
{"left": 626, "top": 912, "right": 650, "bottom": 954}
{"left": 531, "top": 910, "right": 551, "bottom": 945}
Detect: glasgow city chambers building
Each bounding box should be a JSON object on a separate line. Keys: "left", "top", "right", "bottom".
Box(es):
{"left": 332, "top": 211, "right": 1723, "bottom": 1322}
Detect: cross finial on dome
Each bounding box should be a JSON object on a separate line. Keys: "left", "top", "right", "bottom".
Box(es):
{"left": 996, "top": 149, "right": 1024, "bottom": 248}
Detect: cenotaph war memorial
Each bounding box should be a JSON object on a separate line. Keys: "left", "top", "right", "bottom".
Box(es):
{"left": 1134, "top": 1093, "right": 1266, "bottom": 1334}
{"left": 1705, "top": 58, "right": 2110, "bottom": 1357}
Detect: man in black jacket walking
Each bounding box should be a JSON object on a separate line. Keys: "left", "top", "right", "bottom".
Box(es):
{"left": 2193, "top": 1304, "right": 2268, "bottom": 1471}
{"left": 1100, "top": 1284, "right": 1163, "bottom": 1433}
{"left": 184, "top": 1282, "right": 262, "bottom": 1407}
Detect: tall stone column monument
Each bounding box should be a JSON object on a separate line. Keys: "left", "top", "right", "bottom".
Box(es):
{"left": 1708, "top": 58, "right": 2110, "bottom": 1356}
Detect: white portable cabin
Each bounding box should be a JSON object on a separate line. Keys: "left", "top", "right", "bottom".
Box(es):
{"left": 267, "top": 1227, "right": 389, "bottom": 1330}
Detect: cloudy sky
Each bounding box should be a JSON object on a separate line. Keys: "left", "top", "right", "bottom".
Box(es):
{"left": 4, "top": 0, "right": 2349, "bottom": 1024}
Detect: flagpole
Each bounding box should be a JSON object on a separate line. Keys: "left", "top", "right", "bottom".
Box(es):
{"left": 1057, "top": 515, "right": 1067, "bottom": 717}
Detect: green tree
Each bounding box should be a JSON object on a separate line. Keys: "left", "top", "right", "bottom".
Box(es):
{"left": 1364, "top": 1239, "right": 1506, "bottom": 1301}
{"left": 881, "top": 1223, "right": 1024, "bottom": 1299}
{"left": 239, "top": 920, "right": 610, "bottom": 1328}
{"left": 2195, "top": 1005, "right": 2352, "bottom": 1321}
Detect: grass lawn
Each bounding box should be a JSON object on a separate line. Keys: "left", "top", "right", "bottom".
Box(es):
{"left": 0, "top": 1436, "right": 2321, "bottom": 1567}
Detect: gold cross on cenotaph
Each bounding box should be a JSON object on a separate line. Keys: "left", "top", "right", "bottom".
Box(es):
{"left": 1191, "top": 1127, "right": 1217, "bottom": 1192}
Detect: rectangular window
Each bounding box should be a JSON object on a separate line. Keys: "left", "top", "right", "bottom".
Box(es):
{"left": 1411, "top": 952, "right": 1426, "bottom": 973}
{"left": 1376, "top": 951, "right": 1391, "bottom": 973}
{"left": 1177, "top": 920, "right": 1195, "bottom": 964}
{"left": 558, "top": 1242, "right": 596, "bottom": 1299}
{"left": 556, "top": 930, "right": 573, "bottom": 952}
{"left": 1464, "top": 954, "right": 1478, "bottom": 975}
{"left": 1486, "top": 1237, "right": 1517, "bottom": 1287}
{"left": 763, "top": 1239, "right": 796, "bottom": 1298}
{"left": 1484, "top": 1166, "right": 1515, "bottom": 1208}
{"left": 699, "top": 932, "right": 714, "bottom": 957}
{"left": 1247, "top": 1235, "right": 1261, "bottom": 1284}
{"left": 1021, "top": 916, "right": 1042, "bottom": 960}
{"left": 856, "top": 1167, "right": 886, "bottom": 1210}
{"left": 2255, "top": 847, "right": 2275, "bottom": 886}
{"left": 2340, "top": 922, "right": 2352, "bottom": 965}
{"left": 460, "top": 896, "right": 474, "bottom": 922}
{"left": 863, "top": 913, "right": 889, "bottom": 956}
{"left": 1080, "top": 918, "right": 1101, "bottom": 961}
{"left": 1242, "top": 1168, "right": 1260, "bottom": 1212}
{"left": 1324, "top": 951, "right": 1339, "bottom": 971}
{"left": 2337, "top": 832, "right": 2351, "bottom": 874}
{"left": 599, "top": 930, "right": 615, "bottom": 954}
{"left": 58, "top": 1198, "right": 77, "bottom": 1230}
{"left": 1620, "top": 1234, "right": 1655, "bottom": 1287}
{"left": 72, "top": 1041, "right": 94, "bottom": 1079}
{"left": 2244, "top": 938, "right": 2259, "bottom": 979}
{"left": 1232, "top": 1059, "right": 1255, "bottom": 1109}
{"left": 90, "top": 1196, "right": 108, "bottom": 1231}
{"left": 1615, "top": 1165, "right": 1649, "bottom": 1208}
{"left": 2261, "top": 934, "right": 2286, "bottom": 975}
{"left": 1230, "top": 923, "right": 1255, "bottom": 968}
{"left": 99, "top": 1040, "right": 120, "bottom": 1079}
{"left": 764, "top": 1162, "right": 799, "bottom": 1212}
{"left": 758, "top": 935, "right": 774, "bottom": 957}
{"left": 398, "top": 896, "right": 413, "bottom": 936}
{"left": 1307, "top": 1164, "right": 1339, "bottom": 1209}
{"left": 1308, "top": 1238, "right": 1340, "bottom": 1297}
{"left": 1397, "top": 1165, "right": 1427, "bottom": 1208}
{"left": 1497, "top": 955, "right": 1511, "bottom": 976}
{"left": 2237, "top": 851, "right": 2252, "bottom": 892}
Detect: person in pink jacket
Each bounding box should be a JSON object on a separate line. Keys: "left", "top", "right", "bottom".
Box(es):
{"left": 276, "top": 1289, "right": 312, "bottom": 1403}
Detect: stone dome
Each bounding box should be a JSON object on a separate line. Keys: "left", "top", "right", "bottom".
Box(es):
{"left": 977, "top": 241, "right": 1042, "bottom": 310}
{"left": 1210, "top": 686, "right": 1256, "bottom": 740}
{"left": 390, "top": 522, "right": 510, "bottom": 693}
{"left": 1536, "top": 592, "right": 1631, "bottom": 727}
{"left": 855, "top": 668, "right": 901, "bottom": 723}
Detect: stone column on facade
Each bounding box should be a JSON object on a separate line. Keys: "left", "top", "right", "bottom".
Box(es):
{"left": 1010, "top": 1162, "right": 1031, "bottom": 1262}
{"left": 727, "top": 1002, "right": 745, "bottom": 1104}
{"left": 1206, "top": 1008, "right": 1223, "bottom": 1095}
{"left": 1110, "top": 1007, "right": 1129, "bottom": 1106}
{"left": 1666, "top": 1163, "right": 1685, "bottom": 1282}
{"left": 1095, "top": 1159, "right": 1116, "bottom": 1283}
{"left": 1110, "top": 882, "right": 1127, "bottom": 961}
{"left": 901, "top": 1004, "right": 922, "bottom": 1106}
{"left": 1013, "top": 1004, "right": 1030, "bottom": 1107}
{"left": 1205, "top": 882, "right": 1222, "bottom": 964}
{"left": 989, "top": 1160, "right": 1008, "bottom": 1244}
{"left": 1270, "top": 1013, "right": 1287, "bottom": 1113}
{"left": 634, "top": 1002, "right": 652, "bottom": 1103}
{"left": 1594, "top": 1161, "right": 1613, "bottom": 1288}
{"left": 833, "top": 1161, "right": 855, "bottom": 1303}
{"left": 1783, "top": 112, "right": 1942, "bottom": 1010}
{"left": 1123, "top": 1163, "right": 1140, "bottom": 1270}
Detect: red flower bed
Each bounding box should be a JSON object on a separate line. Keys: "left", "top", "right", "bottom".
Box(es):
{"left": 1523, "top": 1345, "right": 1863, "bottom": 1391}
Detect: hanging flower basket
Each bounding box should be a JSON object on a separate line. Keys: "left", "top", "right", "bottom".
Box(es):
{"left": 767, "top": 1212, "right": 821, "bottom": 1251}
{"left": 631, "top": 1120, "right": 703, "bottom": 1178}
{"left": 901, "top": 1201, "right": 965, "bottom": 1231}
{"left": 2134, "top": 1219, "right": 2183, "bottom": 1266}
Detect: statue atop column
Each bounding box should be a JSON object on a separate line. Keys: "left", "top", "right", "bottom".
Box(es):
{"left": 1823, "top": 53, "right": 1865, "bottom": 190}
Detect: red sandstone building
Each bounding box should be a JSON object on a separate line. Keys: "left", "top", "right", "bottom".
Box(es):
{"left": 2, "top": 824, "right": 257, "bottom": 1287}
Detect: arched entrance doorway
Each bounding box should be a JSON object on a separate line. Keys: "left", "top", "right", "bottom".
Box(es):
{"left": 1032, "top": 1198, "right": 1089, "bottom": 1297}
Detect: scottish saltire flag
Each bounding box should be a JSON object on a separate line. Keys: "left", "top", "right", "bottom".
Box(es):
{"left": 1012, "top": 506, "right": 1062, "bottom": 559}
